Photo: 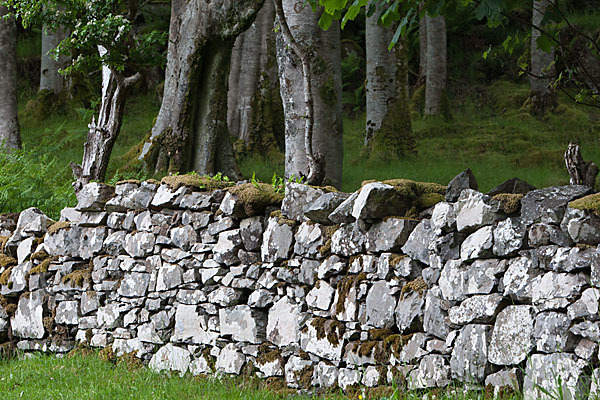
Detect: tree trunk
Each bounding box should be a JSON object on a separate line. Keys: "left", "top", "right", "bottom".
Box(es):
{"left": 227, "top": 34, "right": 244, "bottom": 139}
{"left": 530, "top": 0, "right": 556, "bottom": 116}
{"left": 424, "top": 14, "right": 447, "bottom": 117}
{"left": 40, "top": 24, "right": 68, "bottom": 94}
{"left": 274, "top": 0, "right": 343, "bottom": 188}
{"left": 418, "top": 4, "right": 427, "bottom": 86}
{"left": 0, "top": 5, "right": 21, "bottom": 150}
{"left": 364, "top": 11, "right": 414, "bottom": 160}
{"left": 71, "top": 50, "right": 141, "bottom": 193}
{"left": 140, "top": 0, "right": 264, "bottom": 178}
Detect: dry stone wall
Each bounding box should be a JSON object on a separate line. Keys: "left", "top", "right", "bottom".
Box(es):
{"left": 1, "top": 176, "right": 600, "bottom": 398}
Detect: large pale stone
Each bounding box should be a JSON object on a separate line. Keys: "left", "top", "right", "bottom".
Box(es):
{"left": 365, "top": 281, "right": 396, "bottom": 329}
{"left": 448, "top": 293, "right": 504, "bottom": 326}
{"left": 172, "top": 304, "right": 217, "bottom": 345}
{"left": 402, "top": 219, "right": 434, "bottom": 265}
{"left": 294, "top": 222, "right": 327, "bottom": 258}
{"left": 55, "top": 301, "right": 80, "bottom": 325}
{"left": 534, "top": 312, "right": 573, "bottom": 353}
{"left": 267, "top": 297, "right": 302, "bottom": 346}
{"left": 493, "top": 218, "right": 525, "bottom": 256}
{"left": 450, "top": 324, "right": 492, "bottom": 383}
{"left": 219, "top": 305, "right": 266, "bottom": 344}
{"left": 306, "top": 281, "right": 335, "bottom": 311}
{"left": 170, "top": 225, "right": 198, "bottom": 251}
{"left": 423, "top": 286, "right": 450, "bottom": 340}
{"left": 76, "top": 182, "right": 115, "bottom": 211}
{"left": 213, "top": 229, "right": 242, "bottom": 265}
{"left": 261, "top": 218, "right": 293, "bottom": 263}
{"left": 460, "top": 225, "right": 494, "bottom": 261}
{"left": 149, "top": 344, "right": 191, "bottom": 376}
{"left": 395, "top": 290, "right": 425, "bottom": 333}
{"left": 455, "top": 189, "right": 501, "bottom": 232}
{"left": 365, "top": 217, "right": 419, "bottom": 252}
{"left": 523, "top": 353, "right": 589, "bottom": 400}
{"left": 11, "top": 290, "right": 45, "bottom": 339}
{"left": 488, "top": 305, "right": 535, "bottom": 366}
{"left": 301, "top": 318, "right": 345, "bottom": 361}
{"left": 503, "top": 256, "right": 537, "bottom": 302}
{"left": 520, "top": 185, "right": 593, "bottom": 227}
{"left": 532, "top": 271, "right": 587, "bottom": 311}
{"left": 408, "top": 354, "right": 451, "bottom": 389}
{"left": 118, "top": 272, "right": 151, "bottom": 297}
{"left": 561, "top": 207, "right": 600, "bottom": 245}
{"left": 124, "top": 231, "right": 155, "bottom": 258}
{"left": 331, "top": 222, "right": 366, "bottom": 257}
{"left": 281, "top": 182, "right": 324, "bottom": 221}
{"left": 439, "top": 259, "right": 504, "bottom": 301}
{"left": 216, "top": 344, "right": 246, "bottom": 374}
{"left": 352, "top": 182, "right": 407, "bottom": 220}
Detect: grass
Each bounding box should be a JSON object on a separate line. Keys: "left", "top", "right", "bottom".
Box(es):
{"left": 0, "top": 352, "right": 521, "bottom": 400}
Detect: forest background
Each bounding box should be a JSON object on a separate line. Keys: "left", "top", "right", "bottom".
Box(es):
{"left": 0, "top": 0, "right": 599, "bottom": 220}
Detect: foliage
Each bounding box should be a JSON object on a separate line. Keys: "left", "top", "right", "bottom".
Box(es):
{"left": 3, "top": 0, "right": 168, "bottom": 77}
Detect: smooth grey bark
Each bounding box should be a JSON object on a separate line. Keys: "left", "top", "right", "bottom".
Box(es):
{"left": 418, "top": 5, "right": 427, "bottom": 85}
{"left": 424, "top": 14, "right": 447, "bottom": 117}
{"left": 364, "top": 11, "right": 414, "bottom": 159}
{"left": 530, "top": 0, "right": 556, "bottom": 116}
{"left": 140, "top": 0, "right": 264, "bottom": 177}
{"left": 40, "top": 25, "right": 68, "bottom": 94}
{"left": 71, "top": 52, "right": 142, "bottom": 193}
{"left": 274, "top": 0, "right": 343, "bottom": 187}
{"left": 228, "top": 1, "right": 278, "bottom": 143}
{"left": 0, "top": 5, "right": 21, "bottom": 150}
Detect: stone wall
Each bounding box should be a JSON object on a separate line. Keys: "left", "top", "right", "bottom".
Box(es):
{"left": 1, "top": 176, "right": 600, "bottom": 399}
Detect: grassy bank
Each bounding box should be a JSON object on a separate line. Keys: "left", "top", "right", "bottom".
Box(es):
{"left": 0, "top": 352, "right": 519, "bottom": 400}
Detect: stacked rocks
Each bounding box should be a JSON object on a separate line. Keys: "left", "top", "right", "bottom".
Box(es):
{"left": 0, "top": 176, "right": 599, "bottom": 399}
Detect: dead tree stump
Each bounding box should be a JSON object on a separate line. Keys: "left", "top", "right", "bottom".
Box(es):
{"left": 564, "top": 142, "right": 598, "bottom": 190}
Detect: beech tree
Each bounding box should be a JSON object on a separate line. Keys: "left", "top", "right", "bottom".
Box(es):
{"left": 364, "top": 8, "right": 414, "bottom": 159}
{"left": 273, "top": 0, "right": 343, "bottom": 187}
{"left": 424, "top": 14, "right": 447, "bottom": 117}
{"left": 5, "top": 0, "right": 167, "bottom": 192}
{"left": 529, "top": 0, "right": 556, "bottom": 116}
{"left": 0, "top": 4, "right": 21, "bottom": 150}
{"left": 40, "top": 25, "right": 68, "bottom": 94}
{"left": 139, "top": 0, "right": 264, "bottom": 178}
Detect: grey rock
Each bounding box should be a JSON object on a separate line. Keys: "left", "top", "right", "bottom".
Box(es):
{"left": 488, "top": 305, "right": 536, "bottom": 366}
{"left": 395, "top": 290, "right": 425, "bottom": 333}
{"left": 294, "top": 222, "right": 327, "bottom": 258}
{"left": 523, "top": 353, "right": 588, "bottom": 400}
{"left": 179, "top": 192, "right": 213, "bottom": 211}
{"left": 315, "top": 362, "right": 339, "bottom": 388}
{"left": 11, "top": 290, "right": 45, "bottom": 339}
{"left": 446, "top": 168, "right": 478, "bottom": 202}
{"left": 352, "top": 182, "right": 407, "bottom": 220}
{"left": 337, "top": 368, "right": 360, "bottom": 390}
{"left": 568, "top": 288, "right": 600, "bottom": 321}
{"left": 439, "top": 259, "right": 504, "bottom": 301}
{"left": 80, "top": 291, "right": 100, "bottom": 315}
{"left": 60, "top": 208, "right": 107, "bottom": 226}
{"left": 151, "top": 184, "right": 188, "bottom": 208}
{"left": 493, "top": 218, "right": 525, "bottom": 256}
{"left": 281, "top": 182, "right": 324, "bottom": 221}
{"left": 532, "top": 271, "right": 587, "bottom": 311}
{"left": 331, "top": 223, "right": 367, "bottom": 258}
{"left": 431, "top": 202, "right": 456, "bottom": 233}
{"left": 423, "top": 286, "right": 450, "bottom": 340}
{"left": 267, "top": 297, "right": 302, "bottom": 346}
{"left": 2, "top": 262, "right": 33, "bottom": 296}
{"left": 44, "top": 225, "right": 82, "bottom": 257}
{"left": 365, "top": 281, "right": 396, "bottom": 329}
{"left": 219, "top": 305, "right": 266, "bottom": 344}
{"left": 239, "top": 217, "right": 263, "bottom": 251}
{"left": 156, "top": 264, "right": 183, "bottom": 291}
{"left": 534, "top": 312, "right": 573, "bottom": 353}
{"left": 55, "top": 301, "right": 80, "bottom": 325}
{"left": 103, "top": 231, "right": 127, "bottom": 256}
{"left": 261, "top": 218, "right": 293, "bottom": 263}
{"left": 247, "top": 289, "right": 275, "bottom": 308}
{"left": 124, "top": 231, "right": 155, "bottom": 258}
{"left": 366, "top": 217, "right": 419, "bottom": 253}
{"left": 487, "top": 177, "right": 536, "bottom": 196}
{"left": 397, "top": 332, "right": 428, "bottom": 364}
{"left": 448, "top": 293, "right": 504, "bottom": 325}
{"left": 408, "top": 354, "right": 451, "bottom": 389}
{"left": 503, "top": 257, "right": 538, "bottom": 302}
{"left": 574, "top": 338, "right": 598, "bottom": 360}
{"left": 97, "top": 303, "right": 123, "bottom": 329}
{"left": 428, "top": 233, "right": 464, "bottom": 263}
{"left": 76, "top": 182, "right": 115, "bottom": 211}
{"left": 219, "top": 192, "right": 245, "bottom": 217}
{"left": 450, "top": 324, "right": 492, "bottom": 383}
{"left": 105, "top": 183, "right": 155, "bottom": 212}
{"left": 213, "top": 229, "right": 242, "bottom": 265}
{"left": 172, "top": 304, "right": 216, "bottom": 345}
{"left": 306, "top": 281, "right": 335, "bottom": 311}
{"left": 362, "top": 366, "right": 384, "bottom": 387}
{"left": 285, "top": 356, "right": 314, "bottom": 388}
{"left": 318, "top": 255, "right": 346, "bottom": 280}
{"left": 78, "top": 227, "right": 107, "bottom": 259}
{"left": 570, "top": 321, "right": 600, "bottom": 342}
{"left": 207, "top": 217, "right": 236, "bottom": 236}
{"left": 455, "top": 189, "right": 501, "bottom": 232}
{"left": 170, "top": 225, "right": 198, "bottom": 251}
{"left": 402, "top": 219, "right": 434, "bottom": 265}
{"left": 305, "top": 192, "right": 350, "bottom": 224}
{"left": 149, "top": 344, "right": 191, "bottom": 375}
{"left": 328, "top": 191, "right": 358, "bottom": 224}
{"left": 529, "top": 223, "right": 573, "bottom": 247}
{"left": 520, "top": 185, "right": 593, "bottom": 227}
{"left": 485, "top": 369, "right": 521, "bottom": 398}
{"left": 208, "top": 287, "right": 242, "bottom": 307}
{"left": 561, "top": 207, "right": 600, "bottom": 245}
{"left": 256, "top": 355, "right": 284, "bottom": 378}
{"left": 301, "top": 318, "right": 345, "bottom": 361}
{"left": 118, "top": 272, "right": 150, "bottom": 297}
{"left": 460, "top": 225, "right": 494, "bottom": 261}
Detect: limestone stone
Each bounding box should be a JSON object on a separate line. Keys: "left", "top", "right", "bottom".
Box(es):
{"left": 337, "top": 368, "right": 360, "bottom": 390}
{"left": 261, "top": 218, "right": 293, "bottom": 263}
{"left": 408, "top": 354, "right": 451, "bottom": 389}
{"left": 284, "top": 355, "right": 314, "bottom": 388}
{"left": 156, "top": 264, "right": 183, "bottom": 291}
{"left": 493, "top": 218, "right": 525, "bottom": 256}
{"left": 402, "top": 219, "right": 434, "bottom": 265}
{"left": 247, "top": 289, "right": 275, "bottom": 308}
{"left": 105, "top": 183, "right": 155, "bottom": 212}
{"left": 239, "top": 217, "right": 263, "bottom": 251}
{"left": 44, "top": 225, "right": 82, "bottom": 257}
{"left": 365, "top": 281, "right": 396, "bottom": 329}
{"left": 455, "top": 189, "right": 501, "bottom": 233}
{"left": 301, "top": 318, "right": 345, "bottom": 361}
{"left": 2, "top": 262, "right": 33, "bottom": 296}
{"left": 484, "top": 369, "right": 521, "bottom": 399}
{"left": 267, "top": 297, "right": 302, "bottom": 346}
{"left": 446, "top": 168, "right": 478, "bottom": 202}
{"left": 366, "top": 217, "right": 419, "bottom": 253}
{"left": 55, "top": 301, "right": 80, "bottom": 325}
{"left": 11, "top": 290, "right": 45, "bottom": 339}
{"left": 395, "top": 290, "right": 425, "bottom": 333}
{"left": 461, "top": 225, "right": 494, "bottom": 261}
{"left": 331, "top": 222, "right": 366, "bottom": 257}
{"left": 149, "top": 344, "right": 191, "bottom": 375}
{"left": 76, "top": 182, "right": 115, "bottom": 211}
{"left": 189, "top": 354, "right": 213, "bottom": 375}
{"left": 304, "top": 192, "right": 350, "bottom": 224}
{"left": 213, "top": 229, "right": 242, "bottom": 265}
{"left": 328, "top": 191, "right": 358, "bottom": 224}
{"left": 352, "top": 182, "right": 406, "bottom": 220}
{"left": 529, "top": 223, "right": 573, "bottom": 247}
{"left": 523, "top": 353, "right": 588, "bottom": 400}
{"left": 317, "top": 255, "right": 346, "bottom": 280}
{"left": 281, "top": 182, "right": 324, "bottom": 221}
{"left": 439, "top": 259, "right": 504, "bottom": 301}
{"left": 151, "top": 184, "right": 188, "bottom": 208}
{"left": 170, "top": 225, "right": 198, "bottom": 251}
{"left": 568, "top": 288, "right": 600, "bottom": 321}
{"left": 520, "top": 185, "right": 593, "bottom": 227}
{"left": 570, "top": 321, "right": 600, "bottom": 342}
{"left": 450, "top": 324, "right": 492, "bottom": 383}
{"left": 448, "top": 293, "right": 504, "bottom": 325}
{"left": 488, "top": 305, "right": 536, "bottom": 366}
{"left": 179, "top": 192, "right": 213, "bottom": 211}
{"left": 423, "top": 286, "right": 450, "bottom": 340}
{"left": 294, "top": 222, "right": 327, "bottom": 258}
{"left": 97, "top": 303, "right": 123, "bottom": 329}
{"left": 103, "top": 231, "right": 126, "bottom": 256}
{"left": 532, "top": 272, "right": 587, "bottom": 311}
{"left": 315, "top": 362, "right": 339, "bottom": 388}
{"left": 431, "top": 202, "right": 456, "bottom": 232}
{"left": 503, "top": 256, "right": 537, "bottom": 302}
{"left": 362, "top": 366, "right": 384, "bottom": 387}
{"left": 208, "top": 287, "right": 242, "bottom": 307}
{"left": 219, "top": 305, "right": 266, "bottom": 344}
{"left": 534, "top": 312, "right": 573, "bottom": 353}
{"left": 172, "top": 304, "right": 217, "bottom": 345}
{"left": 397, "top": 332, "right": 429, "bottom": 364}
{"left": 561, "top": 207, "right": 600, "bottom": 245}
{"left": 118, "top": 272, "right": 151, "bottom": 297}
{"left": 124, "top": 231, "right": 155, "bottom": 258}
{"left": 256, "top": 356, "right": 284, "bottom": 377}
{"left": 306, "top": 281, "right": 335, "bottom": 311}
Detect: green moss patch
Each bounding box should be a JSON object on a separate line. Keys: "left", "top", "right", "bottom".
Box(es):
{"left": 310, "top": 318, "right": 345, "bottom": 347}
{"left": 334, "top": 273, "right": 366, "bottom": 316}
{"left": 401, "top": 277, "right": 428, "bottom": 299}
{"left": 161, "top": 174, "right": 234, "bottom": 191}
{"left": 492, "top": 193, "right": 524, "bottom": 215}
{"left": 0, "top": 254, "right": 17, "bottom": 269}
{"left": 62, "top": 267, "right": 92, "bottom": 287}
{"left": 569, "top": 193, "right": 600, "bottom": 217}
{"left": 228, "top": 183, "right": 284, "bottom": 217}
{"left": 47, "top": 221, "right": 71, "bottom": 236}
{"left": 269, "top": 210, "right": 297, "bottom": 227}
{"left": 360, "top": 179, "right": 447, "bottom": 216}
{"left": 0, "top": 265, "right": 15, "bottom": 286}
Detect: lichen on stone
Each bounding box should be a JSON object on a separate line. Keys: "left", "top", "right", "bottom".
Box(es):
{"left": 317, "top": 224, "right": 340, "bottom": 257}
{"left": 569, "top": 193, "right": 600, "bottom": 217}
{"left": 47, "top": 221, "right": 71, "bottom": 235}
{"left": 492, "top": 193, "right": 524, "bottom": 215}
{"left": 228, "top": 183, "right": 284, "bottom": 217}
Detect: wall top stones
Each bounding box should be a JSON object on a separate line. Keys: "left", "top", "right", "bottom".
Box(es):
{"left": 0, "top": 172, "right": 600, "bottom": 398}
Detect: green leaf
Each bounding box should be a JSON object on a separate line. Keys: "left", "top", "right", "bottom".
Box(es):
{"left": 318, "top": 12, "right": 333, "bottom": 30}
{"left": 535, "top": 34, "right": 554, "bottom": 54}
